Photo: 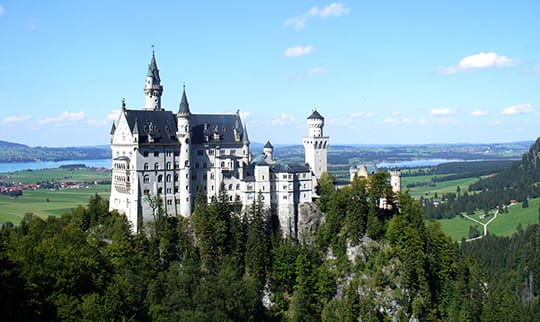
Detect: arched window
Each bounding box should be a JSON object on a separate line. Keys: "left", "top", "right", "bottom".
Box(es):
{"left": 166, "top": 174, "right": 171, "bottom": 182}
{"left": 154, "top": 163, "right": 159, "bottom": 170}
{"left": 143, "top": 175, "right": 150, "bottom": 183}
{"left": 158, "top": 175, "right": 163, "bottom": 182}
{"left": 167, "top": 162, "right": 172, "bottom": 169}
{"left": 144, "top": 163, "right": 149, "bottom": 170}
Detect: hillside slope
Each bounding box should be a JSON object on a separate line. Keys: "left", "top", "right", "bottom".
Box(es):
{"left": 0, "top": 140, "right": 110, "bottom": 162}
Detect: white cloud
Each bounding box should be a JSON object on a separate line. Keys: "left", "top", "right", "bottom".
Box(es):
{"left": 271, "top": 112, "right": 296, "bottom": 126}
{"left": 3, "top": 114, "right": 31, "bottom": 124}
{"left": 350, "top": 112, "right": 374, "bottom": 119}
{"left": 439, "top": 52, "right": 518, "bottom": 74}
{"left": 286, "top": 66, "right": 328, "bottom": 80}
{"left": 284, "top": 45, "right": 313, "bottom": 57}
{"left": 501, "top": 103, "right": 533, "bottom": 115}
{"left": 106, "top": 109, "right": 121, "bottom": 121}
{"left": 429, "top": 108, "right": 456, "bottom": 116}
{"left": 471, "top": 110, "right": 489, "bottom": 117}
{"left": 0, "top": 4, "right": 5, "bottom": 16}
{"left": 39, "top": 111, "right": 85, "bottom": 125}
{"left": 285, "top": 2, "right": 350, "bottom": 30}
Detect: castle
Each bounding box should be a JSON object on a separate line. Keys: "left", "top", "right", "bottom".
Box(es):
{"left": 109, "top": 52, "right": 329, "bottom": 236}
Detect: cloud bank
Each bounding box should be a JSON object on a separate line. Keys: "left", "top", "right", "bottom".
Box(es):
{"left": 284, "top": 45, "right": 313, "bottom": 57}
{"left": 440, "top": 52, "right": 518, "bottom": 74}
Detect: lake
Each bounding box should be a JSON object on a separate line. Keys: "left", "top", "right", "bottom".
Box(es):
{"left": 0, "top": 159, "right": 112, "bottom": 173}
{"left": 377, "top": 159, "right": 462, "bottom": 169}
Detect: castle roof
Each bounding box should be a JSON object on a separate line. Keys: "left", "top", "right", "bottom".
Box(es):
{"left": 270, "top": 163, "right": 310, "bottom": 174}
{"left": 307, "top": 110, "right": 324, "bottom": 120}
{"left": 264, "top": 141, "right": 273, "bottom": 149}
{"left": 190, "top": 114, "right": 245, "bottom": 146}
{"left": 124, "top": 109, "right": 178, "bottom": 144}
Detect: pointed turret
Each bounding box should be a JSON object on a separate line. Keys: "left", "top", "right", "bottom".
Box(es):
{"left": 110, "top": 121, "right": 116, "bottom": 135}
{"left": 147, "top": 50, "right": 161, "bottom": 83}
{"left": 242, "top": 123, "right": 250, "bottom": 144}
{"left": 178, "top": 85, "right": 190, "bottom": 116}
{"left": 263, "top": 141, "right": 274, "bottom": 162}
{"left": 144, "top": 49, "right": 163, "bottom": 111}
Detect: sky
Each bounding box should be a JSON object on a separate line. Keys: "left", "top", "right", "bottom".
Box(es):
{"left": 0, "top": 1, "right": 539, "bottom": 147}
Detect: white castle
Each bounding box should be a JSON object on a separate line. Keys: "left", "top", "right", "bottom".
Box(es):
{"left": 109, "top": 52, "right": 329, "bottom": 235}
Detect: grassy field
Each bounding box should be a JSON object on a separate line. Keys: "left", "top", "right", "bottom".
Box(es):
{"left": 404, "top": 176, "right": 479, "bottom": 199}
{"left": 434, "top": 198, "right": 540, "bottom": 241}
{"left": 0, "top": 185, "right": 111, "bottom": 224}
{"left": 1, "top": 168, "right": 110, "bottom": 184}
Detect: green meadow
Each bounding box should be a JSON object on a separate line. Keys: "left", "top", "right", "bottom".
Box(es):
{"left": 1, "top": 167, "right": 110, "bottom": 184}
{"left": 403, "top": 176, "right": 480, "bottom": 199}
{"left": 434, "top": 198, "right": 540, "bottom": 241}
{"left": 0, "top": 185, "right": 111, "bottom": 224}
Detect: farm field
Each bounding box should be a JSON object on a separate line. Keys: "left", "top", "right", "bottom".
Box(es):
{"left": 434, "top": 198, "right": 540, "bottom": 241}
{"left": 0, "top": 185, "right": 111, "bottom": 224}
{"left": 0, "top": 167, "right": 110, "bottom": 184}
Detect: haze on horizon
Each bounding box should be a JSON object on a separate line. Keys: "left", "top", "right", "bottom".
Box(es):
{"left": 0, "top": 1, "right": 539, "bottom": 147}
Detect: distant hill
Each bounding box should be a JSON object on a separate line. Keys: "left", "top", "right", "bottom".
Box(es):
{"left": 0, "top": 140, "right": 111, "bottom": 163}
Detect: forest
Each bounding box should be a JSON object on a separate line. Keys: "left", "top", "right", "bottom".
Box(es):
{"left": 1, "top": 170, "right": 539, "bottom": 321}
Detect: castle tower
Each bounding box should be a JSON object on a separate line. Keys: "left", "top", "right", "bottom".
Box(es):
{"left": 144, "top": 50, "right": 163, "bottom": 111}
{"left": 242, "top": 123, "right": 250, "bottom": 165}
{"left": 302, "top": 110, "right": 329, "bottom": 180}
{"left": 390, "top": 169, "right": 402, "bottom": 193}
{"left": 177, "top": 85, "right": 192, "bottom": 217}
{"left": 263, "top": 141, "right": 274, "bottom": 162}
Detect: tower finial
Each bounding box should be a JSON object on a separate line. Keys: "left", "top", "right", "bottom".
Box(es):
{"left": 151, "top": 44, "right": 155, "bottom": 56}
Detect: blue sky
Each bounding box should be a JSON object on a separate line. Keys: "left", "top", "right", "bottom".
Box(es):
{"left": 0, "top": 1, "right": 539, "bottom": 147}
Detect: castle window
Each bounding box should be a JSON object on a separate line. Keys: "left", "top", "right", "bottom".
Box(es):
{"left": 167, "top": 150, "right": 172, "bottom": 157}
{"left": 167, "top": 199, "right": 172, "bottom": 205}
{"left": 166, "top": 188, "right": 172, "bottom": 193}
{"left": 158, "top": 175, "right": 163, "bottom": 182}
{"left": 210, "top": 173, "right": 215, "bottom": 179}
{"left": 154, "top": 163, "right": 159, "bottom": 170}
{"left": 143, "top": 151, "right": 149, "bottom": 157}
{"left": 229, "top": 184, "right": 233, "bottom": 190}
{"left": 158, "top": 187, "right": 163, "bottom": 194}
{"left": 221, "top": 161, "right": 225, "bottom": 168}
{"left": 154, "top": 151, "right": 159, "bottom": 157}
{"left": 283, "top": 174, "right": 287, "bottom": 179}
{"left": 167, "top": 162, "right": 172, "bottom": 169}
{"left": 166, "top": 174, "right": 171, "bottom": 182}
{"left": 175, "top": 187, "right": 179, "bottom": 193}
{"left": 186, "top": 185, "right": 189, "bottom": 190}
{"left": 211, "top": 185, "right": 214, "bottom": 191}
{"left": 175, "top": 174, "right": 179, "bottom": 182}
{"left": 236, "top": 184, "right": 240, "bottom": 190}
{"left": 209, "top": 150, "right": 214, "bottom": 155}
{"left": 175, "top": 162, "right": 179, "bottom": 169}
{"left": 143, "top": 189, "right": 149, "bottom": 195}
{"left": 230, "top": 150, "right": 235, "bottom": 155}
{"left": 185, "top": 160, "right": 189, "bottom": 167}
{"left": 283, "top": 195, "right": 287, "bottom": 200}
{"left": 143, "top": 175, "right": 150, "bottom": 183}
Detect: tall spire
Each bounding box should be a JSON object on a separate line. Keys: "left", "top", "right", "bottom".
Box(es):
{"left": 147, "top": 48, "right": 161, "bottom": 83}
{"left": 178, "top": 84, "right": 191, "bottom": 116}
{"left": 144, "top": 48, "right": 163, "bottom": 110}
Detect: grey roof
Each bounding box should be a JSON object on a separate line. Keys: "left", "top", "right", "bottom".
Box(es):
{"left": 124, "top": 109, "right": 178, "bottom": 144}
{"left": 178, "top": 87, "right": 190, "bottom": 115}
{"left": 270, "top": 163, "right": 310, "bottom": 174}
{"left": 190, "top": 114, "right": 244, "bottom": 146}
{"left": 308, "top": 110, "right": 324, "bottom": 120}
{"left": 146, "top": 51, "right": 161, "bottom": 83}
{"left": 264, "top": 141, "right": 273, "bottom": 149}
